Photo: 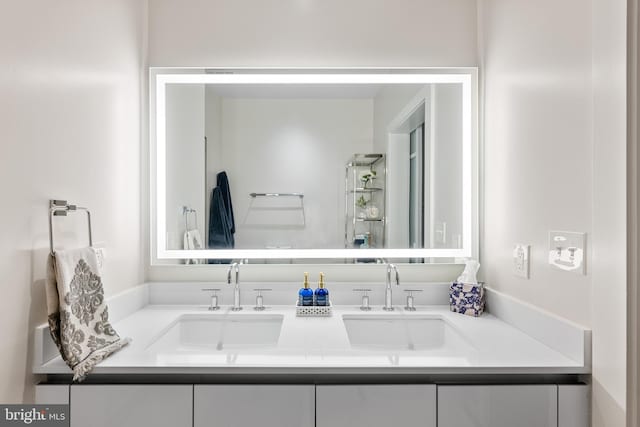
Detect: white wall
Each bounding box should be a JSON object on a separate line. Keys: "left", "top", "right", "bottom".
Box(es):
{"left": 480, "top": 0, "right": 628, "bottom": 424}
{"left": 211, "top": 97, "right": 373, "bottom": 249}
{"left": 165, "top": 84, "right": 205, "bottom": 250}
{"left": 591, "top": 0, "right": 628, "bottom": 425}
{"left": 480, "top": 0, "right": 593, "bottom": 327}
{"left": 0, "top": 0, "right": 146, "bottom": 403}
{"left": 148, "top": 0, "right": 478, "bottom": 67}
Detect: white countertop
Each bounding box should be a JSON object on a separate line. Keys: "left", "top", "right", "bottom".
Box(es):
{"left": 34, "top": 304, "right": 589, "bottom": 375}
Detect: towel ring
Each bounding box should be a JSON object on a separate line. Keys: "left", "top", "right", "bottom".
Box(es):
{"left": 48, "top": 200, "right": 93, "bottom": 255}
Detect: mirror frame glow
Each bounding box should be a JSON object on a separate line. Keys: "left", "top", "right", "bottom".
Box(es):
{"left": 152, "top": 69, "right": 478, "bottom": 261}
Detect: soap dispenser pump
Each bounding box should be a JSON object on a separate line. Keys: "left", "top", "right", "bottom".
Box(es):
{"left": 314, "top": 272, "right": 329, "bottom": 306}
{"left": 298, "top": 272, "right": 314, "bottom": 306}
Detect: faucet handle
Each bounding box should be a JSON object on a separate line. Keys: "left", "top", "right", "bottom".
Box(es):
{"left": 253, "top": 288, "right": 272, "bottom": 311}
{"left": 353, "top": 288, "right": 372, "bottom": 311}
{"left": 202, "top": 288, "right": 221, "bottom": 311}
{"left": 403, "top": 289, "right": 423, "bottom": 311}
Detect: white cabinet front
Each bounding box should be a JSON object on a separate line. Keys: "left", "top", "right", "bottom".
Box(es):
{"left": 70, "top": 385, "right": 193, "bottom": 427}
{"left": 194, "top": 385, "right": 315, "bottom": 427}
{"left": 438, "top": 385, "right": 558, "bottom": 427}
{"left": 558, "top": 385, "right": 590, "bottom": 427}
{"left": 316, "top": 385, "right": 437, "bottom": 427}
{"left": 35, "top": 385, "right": 69, "bottom": 404}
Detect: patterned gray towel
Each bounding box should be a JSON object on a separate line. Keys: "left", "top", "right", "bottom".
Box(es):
{"left": 45, "top": 247, "right": 130, "bottom": 381}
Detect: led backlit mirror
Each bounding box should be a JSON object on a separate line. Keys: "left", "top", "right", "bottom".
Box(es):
{"left": 151, "top": 69, "right": 478, "bottom": 262}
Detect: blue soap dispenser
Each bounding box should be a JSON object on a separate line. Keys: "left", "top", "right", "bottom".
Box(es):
{"left": 314, "top": 272, "right": 329, "bottom": 306}
{"left": 298, "top": 272, "right": 314, "bottom": 306}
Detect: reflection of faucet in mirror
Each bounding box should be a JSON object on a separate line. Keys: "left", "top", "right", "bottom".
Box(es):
{"left": 227, "top": 261, "right": 243, "bottom": 311}
{"left": 384, "top": 263, "right": 400, "bottom": 311}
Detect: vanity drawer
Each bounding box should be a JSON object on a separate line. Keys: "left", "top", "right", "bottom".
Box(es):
{"left": 35, "top": 384, "right": 69, "bottom": 404}
{"left": 437, "top": 385, "right": 558, "bottom": 427}
{"left": 194, "top": 385, "right": 315, "bottom": 427}
{"left": 69, "top": 385, "right": 192, "bottom": 427}
{"left": 316, "top": 385, "right": 437, "bottom": 427}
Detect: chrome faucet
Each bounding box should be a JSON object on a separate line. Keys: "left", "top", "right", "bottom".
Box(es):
{"left": 384, "top": 263, "right": 400, "bottom": 311}
{"left": 226, "top": 261, "right": 243, "bottom": 311}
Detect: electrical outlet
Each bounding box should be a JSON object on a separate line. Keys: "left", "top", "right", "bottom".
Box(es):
{"left": 548, "top": 231, "right": 586, "bottom": 274}
{"left": 513, "top": 244, "right": 530, "bottom": 278}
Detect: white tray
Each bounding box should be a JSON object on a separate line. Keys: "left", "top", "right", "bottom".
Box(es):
{"left": 296, "top": 301, "right": 332, "bottom": 317}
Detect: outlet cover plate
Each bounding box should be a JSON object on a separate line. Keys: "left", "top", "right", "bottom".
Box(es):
{"left": 513, "top": 243, "right": 530, "bottom": 278}
{"left": 548, "top": 231, "right": 586, "bottom": 274}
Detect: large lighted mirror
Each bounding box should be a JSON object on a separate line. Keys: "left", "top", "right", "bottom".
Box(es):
{"left": 151, "top": 69, "right": 478, "bottom": 262}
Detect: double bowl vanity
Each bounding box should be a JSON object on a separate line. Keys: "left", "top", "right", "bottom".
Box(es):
{"left": 34, "top": 282, "right": 590, "bottom": 427}
{"left": 146, "top": 311, "right": 474, "bottom": 363}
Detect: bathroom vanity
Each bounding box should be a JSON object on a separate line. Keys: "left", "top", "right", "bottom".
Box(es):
{"left": 33, "top": 69, "right": 591, "bottom": 426}
{"left": 34, "top": 282, "right": 590, "bottom": 427}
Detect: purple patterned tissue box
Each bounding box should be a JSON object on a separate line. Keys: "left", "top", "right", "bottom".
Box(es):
{"left": 449, "top": 282, "right": 485, "bottom": 317}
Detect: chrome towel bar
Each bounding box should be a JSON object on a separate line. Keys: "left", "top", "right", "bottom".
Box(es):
{"left": 249, "top": 192, "right": 304, "bottom": 198}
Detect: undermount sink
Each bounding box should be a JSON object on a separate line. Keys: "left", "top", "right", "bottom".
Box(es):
{"left": 147, "top": 314, "right": 284, "bottom": 352}
{"left": 342, "top": 314, "right": 473, "bottom": 353}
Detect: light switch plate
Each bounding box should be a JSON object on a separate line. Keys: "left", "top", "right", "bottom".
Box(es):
{"left": 548, "top": 231, "right": 586, "bottom": 274}
{"left": 513, "top": 244, "right": 530, "bottom": 278}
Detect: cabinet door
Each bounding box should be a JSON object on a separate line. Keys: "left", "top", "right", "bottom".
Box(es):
{"left": 35, "top": 385, "right": 69, "bottom": 404}
{"left": 316, "top": 385, "right": 436, "bottom": 427}
{"left": 438, "top": 385, "right": 558, "bottom": 427}
{"left": 558, "top": 385, "right": 590, "bottom": 427}
{"left": 194, "top": 385, "right": 314, "bottom": 427}
{"left": 70, "top": 385, "right": 192, "bottom": 427}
